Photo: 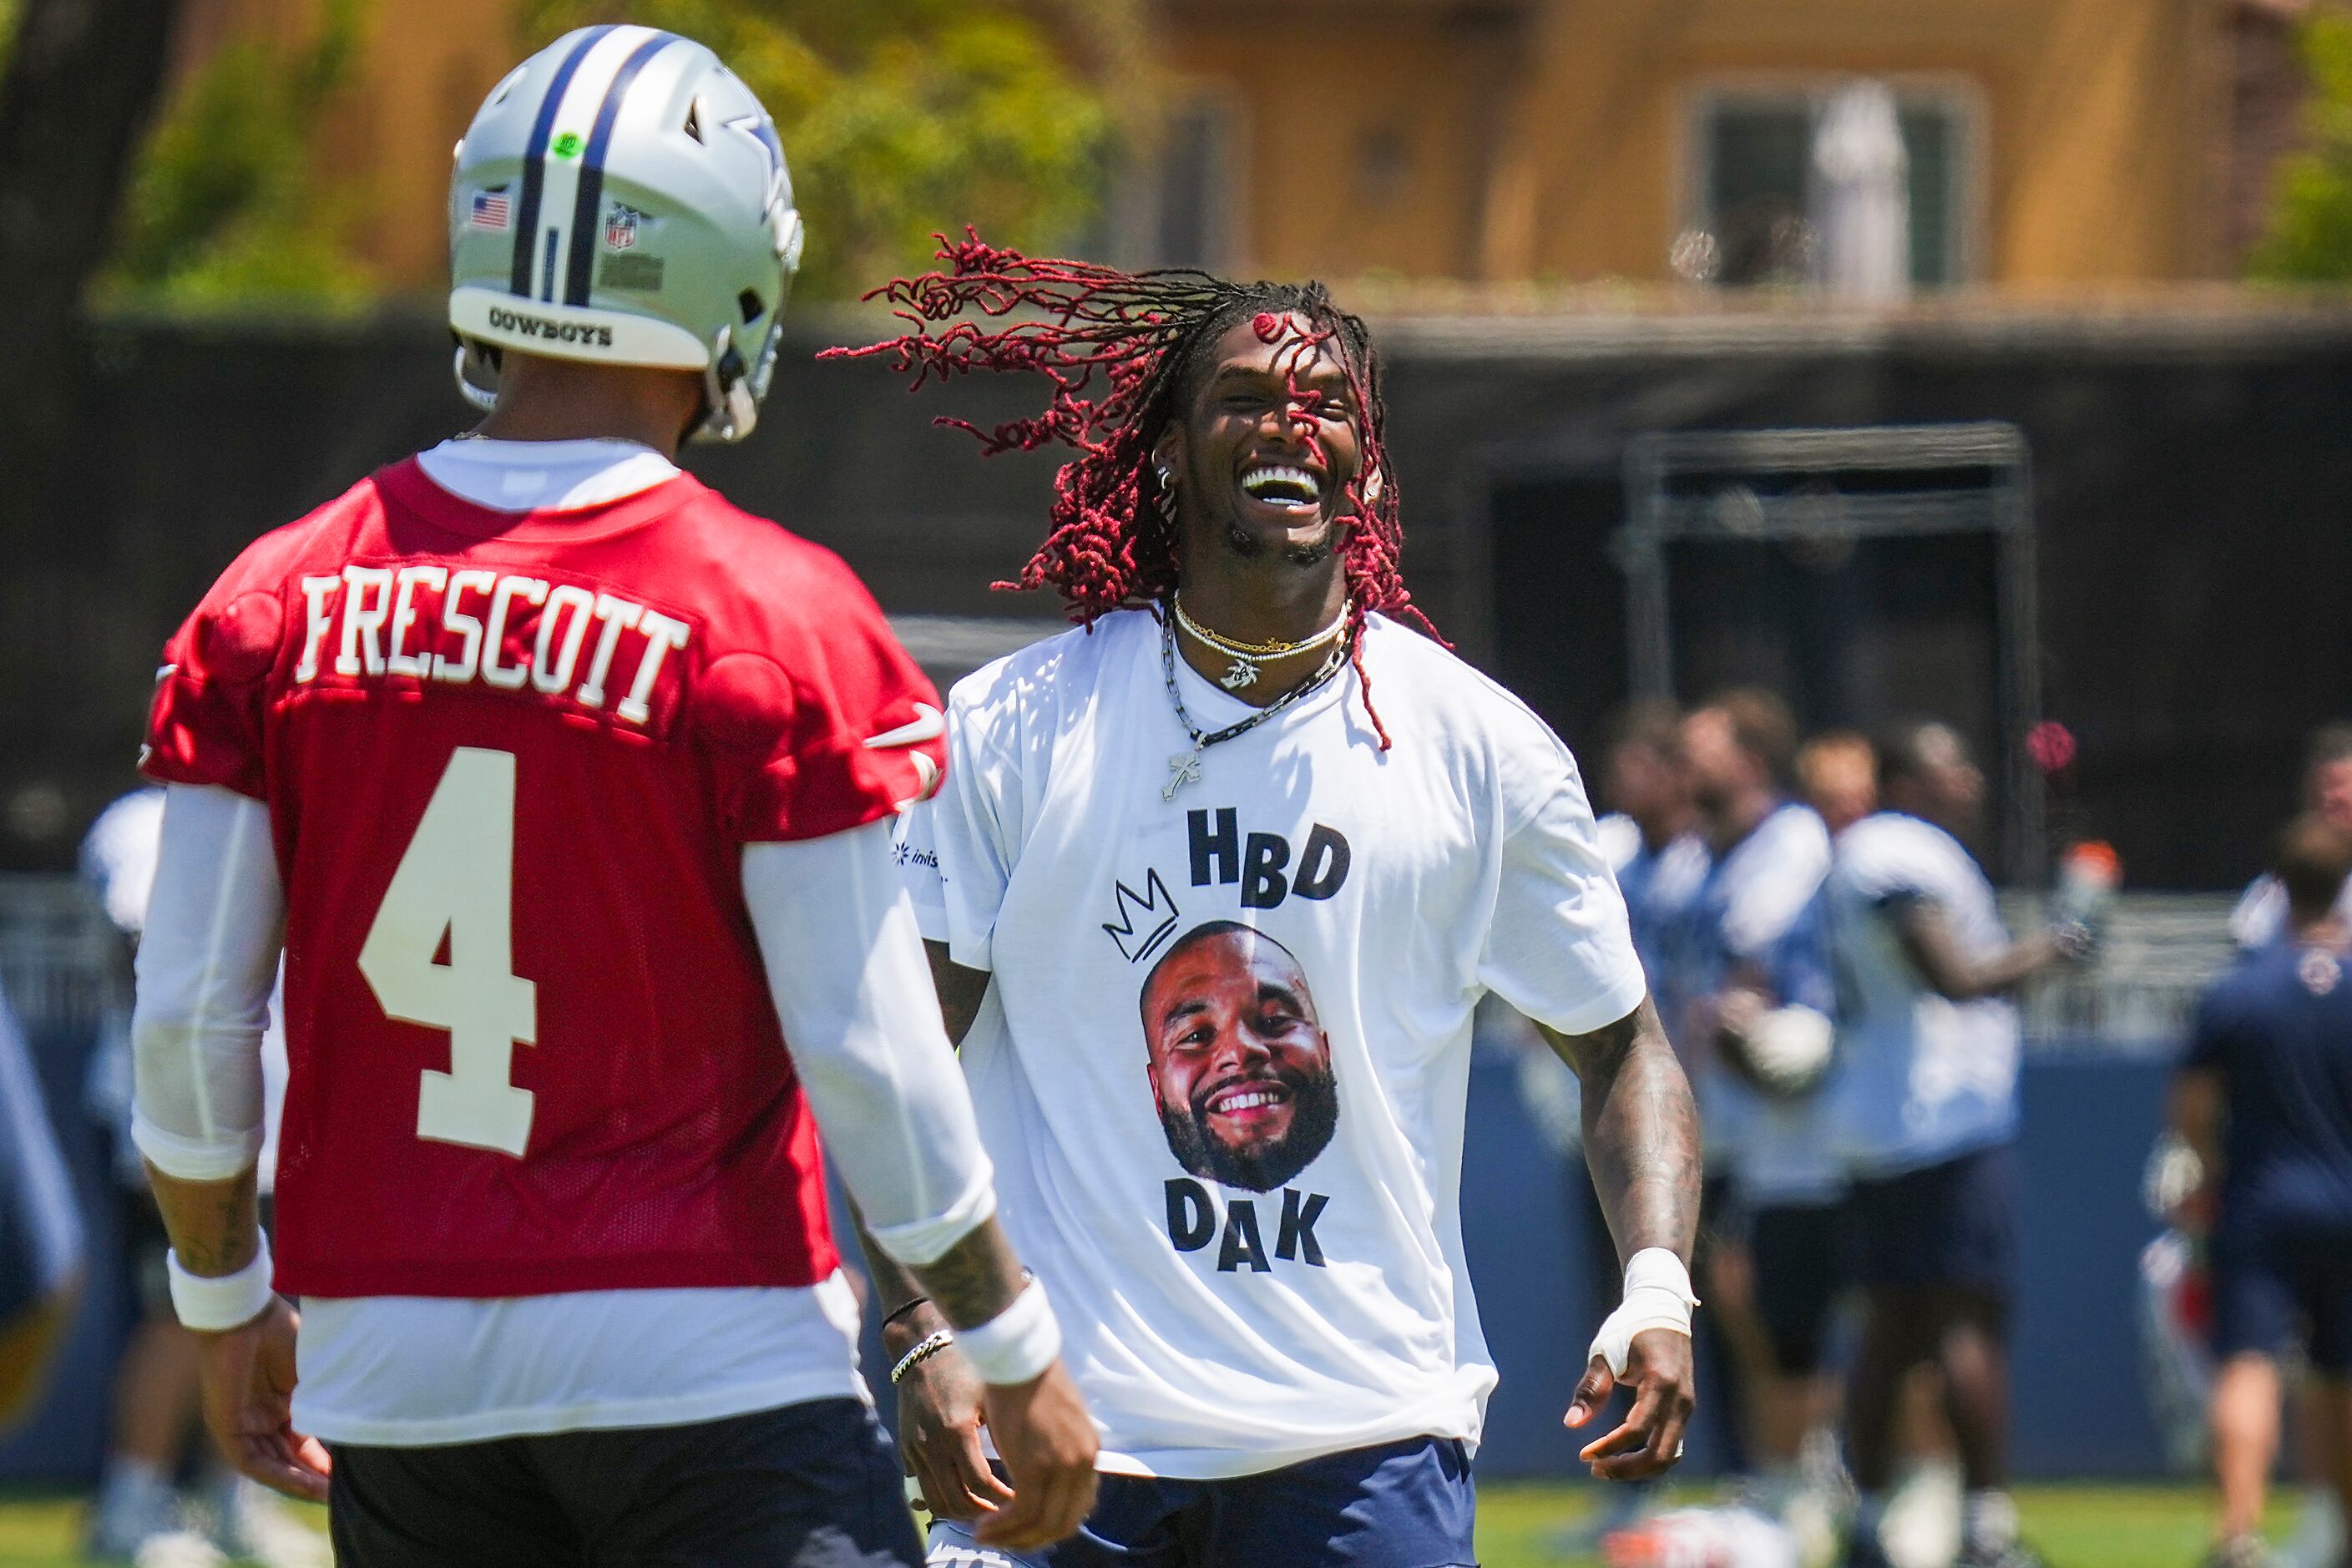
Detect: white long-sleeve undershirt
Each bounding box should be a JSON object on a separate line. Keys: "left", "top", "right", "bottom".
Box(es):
{"left": 125, "top": 438, "right": 999, "bottom": 1443}
{"left": 132, "top": 784, "right": 994, "bottom": 1267}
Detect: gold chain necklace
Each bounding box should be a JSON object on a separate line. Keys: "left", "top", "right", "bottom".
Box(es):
{"left": 1171, "top": 593, "right": 1350, "bottom": 692}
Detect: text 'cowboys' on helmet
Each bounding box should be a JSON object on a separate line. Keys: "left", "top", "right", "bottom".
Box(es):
{"left": 448, "top": 25, "right": 807, "bottom": 443}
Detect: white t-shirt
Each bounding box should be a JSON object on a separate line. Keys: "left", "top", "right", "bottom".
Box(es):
{"left": 1675, "top": 804, "right": 1841, "bottom": 1204}
{"left": 900, "top": 609, "right": 1646, "bottom": 1478}
{"left": 1824, "top": 812, "right": 2021, "bottom": 1177}
{"left": 2230, "top": 871, "right": 2352, "bottom": 952}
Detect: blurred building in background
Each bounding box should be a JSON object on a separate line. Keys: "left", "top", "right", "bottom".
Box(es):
{"left": 157, "top": 0, "right": 2322, "bottom": 292}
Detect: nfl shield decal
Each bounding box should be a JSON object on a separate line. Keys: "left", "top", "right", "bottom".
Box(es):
{"left": 604, "top": 203, "right": 641, "bottom": 250}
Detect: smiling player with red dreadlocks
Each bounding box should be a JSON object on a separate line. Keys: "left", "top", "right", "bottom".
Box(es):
{"left": 833, "top": 238, "right": 1703, "bottom": 1568}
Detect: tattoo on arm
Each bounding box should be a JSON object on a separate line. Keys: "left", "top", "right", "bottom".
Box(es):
{"left": 1538, "top": 997, "right": 1701, "bottom": 1267}
{"left": 145, "top": 1163, "right": 260, "bottom": 1277}
{"left": 908, "top": 1216, "right": 1029, "bottom": 1333}
{"left": 847, "top": 1199, "right": 931, "bottom": 1328}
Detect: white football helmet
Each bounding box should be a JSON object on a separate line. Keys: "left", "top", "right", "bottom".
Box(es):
{"left": 448, "top": 26, "right": 806, "bottom": 443}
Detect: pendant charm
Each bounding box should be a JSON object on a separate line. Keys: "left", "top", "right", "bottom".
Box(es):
{"left": 1218, "top": 659, "right": 1259, "bottom": 691}
{"left": 1164, "top": 748, "right": 1205, "bottom": 801}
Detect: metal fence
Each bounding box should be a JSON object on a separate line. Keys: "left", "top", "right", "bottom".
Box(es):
{"left": 0, "top": 877, "right": 2237, "bottom": 1056}
{"left": 0, "top": 874, "right": 120, "bottom": 1044}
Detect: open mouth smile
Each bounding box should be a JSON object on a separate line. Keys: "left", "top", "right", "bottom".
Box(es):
{"left": 1203, "top": 1078, "right": 1294, "bottom": 1121}
{"left": 1238, "top": 462, "right": 1324, "bottom": 515}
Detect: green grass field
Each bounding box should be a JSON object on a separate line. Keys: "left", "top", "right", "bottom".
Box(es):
{"left": 0, "top": 1483, "right": 2273, "bottom": 1567}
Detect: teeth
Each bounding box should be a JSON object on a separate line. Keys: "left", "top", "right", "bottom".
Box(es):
{"left": 1242, "top": 463, "right": 1321, "bottom": 503}
{"left": 1213, "top": 1088, "right": 1283, "bottom": 1114}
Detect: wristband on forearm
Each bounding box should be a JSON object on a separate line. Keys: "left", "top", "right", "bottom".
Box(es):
{"left": 167, "top": 1232, "right": 276, "bottom": 1333}
{"left": 1588, "top": 1247, "right": 1698, "bottom": 1377}
{"left": 953, "top": 1277, "right": 1062, "bottom": 1387}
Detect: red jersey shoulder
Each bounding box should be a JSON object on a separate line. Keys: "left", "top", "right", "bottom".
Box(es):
{"left": 179, "top": 478, "right": 392, "bottom": 673}
{"left": 660, "top": 489, "right": 947, "bottom": 839}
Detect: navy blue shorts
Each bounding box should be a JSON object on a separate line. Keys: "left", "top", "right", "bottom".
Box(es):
{"left": 2211, "top": 1216, "right": 2352, "bottom": 1374}
{"left": 1846, "top": 1142, "right": 2016, "bottom": 1299}
{"left": 928, "top": 1435, "right": 1476, "bottom": 1568}
{"left": 328, "top": 1398, "right": 922, "bottom": 1567}
{"left": 1748, "top": 1200, "right": 1845, "bottom": 1375}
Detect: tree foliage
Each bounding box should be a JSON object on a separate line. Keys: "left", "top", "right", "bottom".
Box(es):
{"left": 521, "top": 1, "right": 1114, "bottom": 300}
{"left": 99, "top": 0, "right": 1115, "bottom": 307}
{"left": 2250, "top": 8, "right": 2352, "bottom": 281}
{"left": 101, "top": 0, "right": 373, "bottom": 308}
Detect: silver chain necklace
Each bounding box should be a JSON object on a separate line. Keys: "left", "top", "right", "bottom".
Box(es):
{"left": 1159, "top": 610, "right": 1348, "bottom": 801}
{"left": 1171, "top": 592, "right": 1350, "bottom": 692}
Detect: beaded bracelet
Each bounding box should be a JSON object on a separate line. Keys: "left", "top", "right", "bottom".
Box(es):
{"left": 889, "top": 1328, "right": 955, "bottom": 1386}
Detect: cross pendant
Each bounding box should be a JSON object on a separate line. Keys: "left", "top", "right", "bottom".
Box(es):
{"left": 1164, "top": 747, "right": 1205, "bottom": 801}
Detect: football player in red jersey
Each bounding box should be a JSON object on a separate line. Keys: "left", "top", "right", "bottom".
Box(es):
{"left": 125, "top": 28, "right": 1095, "bottom": 1567}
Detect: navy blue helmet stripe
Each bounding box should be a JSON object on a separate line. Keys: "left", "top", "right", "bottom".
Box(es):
{"left": 508, "top": 24, "right": 614, "bottom": 297}
{"left": 564, "top": 32, "right": 677, "bottom": 307}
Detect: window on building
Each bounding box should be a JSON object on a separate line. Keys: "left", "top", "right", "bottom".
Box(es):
{"left": 1150, "top": 93, "right": 1242, "bottom": 271}
{"left": 1688, "top": 86, "right": 1976, "bottom": 289}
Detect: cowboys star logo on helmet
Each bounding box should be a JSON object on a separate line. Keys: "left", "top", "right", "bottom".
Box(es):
{"left": 446, "top": 26, "right": 807, "bottom": 443}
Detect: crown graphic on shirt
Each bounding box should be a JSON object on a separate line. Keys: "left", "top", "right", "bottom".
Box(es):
{"left": 1102, "top": 868, "right": 1181, "bottom": 964}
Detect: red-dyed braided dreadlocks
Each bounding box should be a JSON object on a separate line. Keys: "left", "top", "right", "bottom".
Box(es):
{"left": 822, "top": 230, "right": 1438, "bottom": 748}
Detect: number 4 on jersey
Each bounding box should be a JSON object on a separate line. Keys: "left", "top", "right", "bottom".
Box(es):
{"left": 358, "top": 746, "right": 539, "bottom": 1156}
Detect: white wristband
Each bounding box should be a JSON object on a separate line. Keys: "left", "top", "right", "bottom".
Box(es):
{"left": 1589, "top": 1247, "right": 1698, "bottom": 1377}
{"left": 167, "top": 1233, "right": 277, "bottom": 1333}
{"left": 955, "top": 1278, "right": 1062, "bottom": 1387}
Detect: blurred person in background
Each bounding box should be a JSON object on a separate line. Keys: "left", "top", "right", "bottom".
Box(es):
{"left": 2222, "top": 721, "right": 2352, "bottom": 1568}
{"left": 80, "top": 787, "right": 316, "bottom": 1567}
{"left": 1798, "top": 731, "right": 1877, "bottom": 840}
{"left": 1, "top": 975, "right": 83, "bottom": 1437}
{"left": 1802, "top": 732, "right": 1967, "bottom": 1565}
{"left": 1827, "top": 721, "right": 2094, "bottom": 1568}
{"left": 2232, "top": 723, "right": 2352, "bottom": 953}
{"left": 2172, "top": 816, "right": 2352, "bottom": 1568}
{"left": 1677, "top": 691, "right": 1845, "bottom": 1550}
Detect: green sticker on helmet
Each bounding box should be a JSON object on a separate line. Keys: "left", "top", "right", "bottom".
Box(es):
{"left": 551, "top": 132, "right": 584, "bottom": 159}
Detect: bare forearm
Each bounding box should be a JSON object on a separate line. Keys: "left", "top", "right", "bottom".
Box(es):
{"left": 849, "top": 1201, "right": 933, "bottom": 1339}
{"left": 1542, "top": 998, "right": 1702, "bottom": 1266}
{"left": 145, "top": 1162, "right": 260, "bottom": 1278}
{"left": 2170, "top": 1070, "right": 2225, "bottom": 1187}
{"left": 855, "top": 1197, "right": 1029, "bottom": 1352}
{"left": 906, "top": 1216, "right": 1028, "bottom": 1333}
{"left": 1898, "top": 903, "right": 2056, "bottom": 1001}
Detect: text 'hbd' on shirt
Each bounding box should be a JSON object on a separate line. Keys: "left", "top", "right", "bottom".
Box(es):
{"left": 1110, "top": 807, "right": 1353, "bottom": 1276}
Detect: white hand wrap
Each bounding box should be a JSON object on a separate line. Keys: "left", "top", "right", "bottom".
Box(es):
{"left": 1589, "top": 1247, "right": 1698, "bottom": 1377}
{"left": 167, "top": 1232, "right": 276, "bottom": 1333}
{"left": 955, "top": 1278, "right": 1063, "bottom": 1387}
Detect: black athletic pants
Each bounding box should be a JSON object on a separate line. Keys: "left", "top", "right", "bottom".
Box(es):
{"left": 327, "top": 1397, "right": 923, "bottom": 1568}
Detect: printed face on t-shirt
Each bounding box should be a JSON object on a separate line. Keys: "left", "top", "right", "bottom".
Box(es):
{"left": 1139, "top": 922, "right": 1340, "bottom": 1192}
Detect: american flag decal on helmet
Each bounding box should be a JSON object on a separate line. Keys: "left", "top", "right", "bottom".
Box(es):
{"left": 470, "top": 188, "right": 512, "bottom": 230}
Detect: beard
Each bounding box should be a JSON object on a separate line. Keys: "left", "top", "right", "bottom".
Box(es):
{"left": 1159, "top": 1060, "right": 1342, "bottom": 1192}
{"left": 1219, "top": 518, "right": 1337, "bottom": 568}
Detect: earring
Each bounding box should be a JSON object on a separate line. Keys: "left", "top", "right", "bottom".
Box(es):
{"left": 1156, "top": 465, "right": 1175, "bottom": 493}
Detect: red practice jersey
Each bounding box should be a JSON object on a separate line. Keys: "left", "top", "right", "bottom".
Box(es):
{"left": 142, "top": 459, "right": 945, "bottom": 1298}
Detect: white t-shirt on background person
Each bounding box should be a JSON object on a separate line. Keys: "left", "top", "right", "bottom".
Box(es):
{"left": 1675, "top": 802, "right": 1840, "bottom": 1206}
{"left": 1824, "top": 811, "right": 2022, "bottom": 1178}
{"left": 900, "top": 608, "right": 1646, "bottom": 1478}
